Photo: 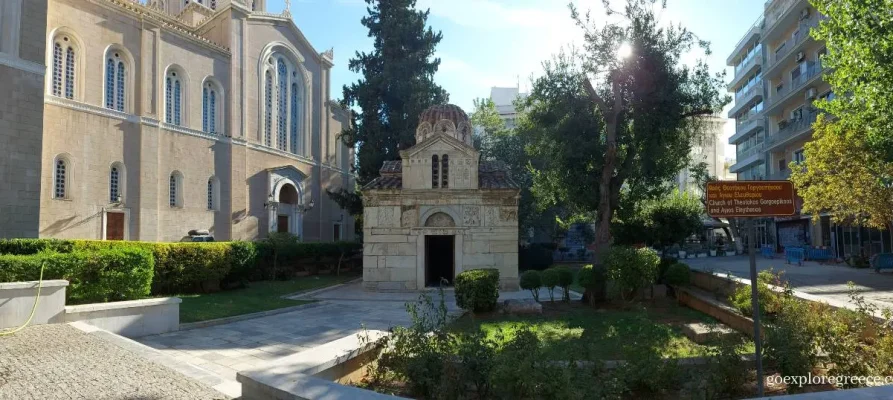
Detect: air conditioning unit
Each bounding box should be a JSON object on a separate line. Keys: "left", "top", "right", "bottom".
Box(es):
{"left": 796, "top": 51, "right": 805, "bottom": 62}
{"left": 805, "top": 88, "right": 817, "bottom": 99}
{"left": 800, "top": 8, "right": 810, "bottom": 20}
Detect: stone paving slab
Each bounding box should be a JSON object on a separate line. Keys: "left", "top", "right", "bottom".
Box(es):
{"left": 686, "top": 255, "right": 893, "bottom": 310}
{"left": 0, "top": 324, "right": 228, "bottom": 400}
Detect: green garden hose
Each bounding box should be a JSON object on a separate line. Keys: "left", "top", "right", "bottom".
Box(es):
{"left": 0, "top": 261, "right": 46, "bottom": 336}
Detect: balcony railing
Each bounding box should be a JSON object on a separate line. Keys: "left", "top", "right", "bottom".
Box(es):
{"left": 768, "top": 18, "right": 820, "bottom": 67}
{"left": 736, "top": 141, "right": 766, "bottom": 161}
{"left": 769, "top": 61, "right": 822, "bottom": 107}
{"left": 768, "top": 110, "right": 818, "bottom": 146}
{"left": 728, "top": 85, "right": 763, "bottom": 118}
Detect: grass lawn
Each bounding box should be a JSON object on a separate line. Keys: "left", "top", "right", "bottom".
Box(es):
{"left": 178, "top": 272, "right": 360, "bottom": 323}
{"left": 449, "top": 299, "right": 752, "bottom": 360}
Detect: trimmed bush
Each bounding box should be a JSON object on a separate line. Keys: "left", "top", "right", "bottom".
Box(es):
{"left": 455, "top": 268, "right": 500, "bottom": 313}
{"left": 519, "top": 270, "right": 542, "bottom": 301}
{"left": 0, "top": 238, "right": 73, "bottom": 255}
{"left": 663, "top": 263, "right": 691, "bottom": 286}
{"left": 551, "top": 266, "right": 574, "bottom": 302}
{"left": 0, "top": 248, "right": 154, "bottom": 304}
{"left": 577, "top": 264, "right": 606, "bottom": 290}
{"left": 604, "top": 246, "right": 661, "bottom": 301}
{"left": 541, "top": 268, "right": 559, "bottom": 302}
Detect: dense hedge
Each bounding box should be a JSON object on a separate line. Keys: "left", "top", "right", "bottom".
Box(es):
{"left": 0, "top": 247, "right": 154, "bottom": 304}
{"left": 455, "top": 268, "right": 500, "bottom": 313}
{"left": 0, "top": 239, "right": 362, "bottom": 300}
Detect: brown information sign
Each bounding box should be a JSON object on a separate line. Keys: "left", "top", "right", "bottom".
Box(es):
{"left": 706, "top": 181, "right": 796, "bottom": 218}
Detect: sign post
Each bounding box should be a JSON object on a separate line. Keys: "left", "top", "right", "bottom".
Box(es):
{"left": 706, "top": 180, "right": 796, "bottom": 397}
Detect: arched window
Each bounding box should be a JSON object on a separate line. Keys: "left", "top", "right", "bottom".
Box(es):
{"left": 277, "top": 59, "right": 288, "bottom": 150}
{"left": 432, "top": 155, "right": 439, "bottom": 188}
{"left": 202, "top": 79, "right": 221, "bottom": 134}
{"left": 261, "top": 52, "right": 305, "bottom": 152}
{"left": 441, "top": 154, "right": 449, "bottom": 188}
{"left": 169, "top": 171, "right": 183, "bottom": 208}
{"left": 165, "top": 69, "right": 183, "bottom": 126}
{"left": 104, "top": 50, "right": 127, "bottom": 112}
{"left": 54, "top": 156, "right": 68, "bottom": 199}
{"left": 51, "top": 34, "right": 77, "bottom": 99}
{"left": 109, "top": 164, "right": 121, "bottom": 203}
{"left": 264, "top": 70, "right": 273, "bottom": 146}
{"left": 290, "top": 81, "right": 300, "bottom": 154}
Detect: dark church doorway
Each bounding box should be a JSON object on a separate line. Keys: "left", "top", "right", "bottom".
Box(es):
{"left": 425, "top": 235, "right": 454, "bottom": 287}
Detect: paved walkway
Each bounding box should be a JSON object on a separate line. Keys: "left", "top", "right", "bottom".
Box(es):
{"left": 0, "top": 324, "right": 228, "bottom": 400}
{"left": 685, "top": 255, "right": 893, "bottom": 310}
{"left": 138, "top": 283, "right": 550, "bottom": 398}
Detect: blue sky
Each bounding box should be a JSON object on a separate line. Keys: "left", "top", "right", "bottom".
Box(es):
{"left": 270, "top": 0, "right": 765, "bottom": 157}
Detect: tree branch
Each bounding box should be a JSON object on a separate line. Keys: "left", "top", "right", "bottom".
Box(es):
{"left": 584, "top": 78, "right": 609, "bottom": 114}
{"left": 680, "top": 109, "right": 714, "bottom": 119}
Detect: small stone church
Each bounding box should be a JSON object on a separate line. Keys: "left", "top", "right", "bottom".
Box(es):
{"left": 362, "top": 104, "right": 521, "bottom": 291}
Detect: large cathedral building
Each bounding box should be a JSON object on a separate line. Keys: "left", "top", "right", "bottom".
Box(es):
{"left": 0, "top": 0, "right": 355, "bottom": 242}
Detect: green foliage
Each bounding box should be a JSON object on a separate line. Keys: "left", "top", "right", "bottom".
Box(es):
{"left": 541, "top": 267, "right": 560, "bottom": 302}
{"left": 519, "top": 270, "right": 542, "bottom": 302}
{"left": 551, "top": 266, "right": 575, "bottom": 302}
{"left": 576, "top": 264, "right": 606, "bottom": 291}
{"left": 0, "top": 248, "right": 153, "bottom": 304}
{"left": 613, "top": 190, "right": 703, "bottom": 249}
{"left": 616, "top": 336, "right": 683, "bottom": 394}
{"left": 0, "top": 238, "right": 73, "bottom": 255}
{"left": 764, "top": 289, "right": 822, "bottom": 389}
{"left": 604, "top": 246, "right": 660, "bottom": 301}
{"left": 728, "top": 269, "right": 784, "bottom": 318}
{"left": 326, "top": 187, "right": 364, "bottom": 237}
{"left": 698, "top": 334, "right": 750, "bottom": 399}
{"left": 519, "top": 243, "right": 554, "bottom": 271}
{"left": 223, "top": 241, "right": 259, "bottom": 288}
{"left": 454, "top": 269, "right": 500, "bottom": 313}
{"left": 519, "top": 0, "right": 727, "bottom": 246}
{"left": 339, "top": 0, "right": 449, "bottom": 185}
{"left": 663, "top": 263, "right": 691, "bottom": 286}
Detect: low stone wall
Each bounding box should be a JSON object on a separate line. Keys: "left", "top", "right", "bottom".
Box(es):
{"left": 64, "top": 297, "right": 181, "bottom": 338}
{"left": 237, "top": 330, "right": 405, "bottom": 400}
{"left": 0, "top": 280, "right": 68, "bottom": 330}
{"left": 675, "top": 285, "right": 758, "bottom": 338}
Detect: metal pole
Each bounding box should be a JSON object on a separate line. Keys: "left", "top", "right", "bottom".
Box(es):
{"left": 749, "top": 218, "right": 764, "bottom": 396}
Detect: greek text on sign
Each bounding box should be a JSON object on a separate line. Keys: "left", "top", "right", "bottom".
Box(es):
{"left": 706, "top": 181, "right": 796, "bottom": 218}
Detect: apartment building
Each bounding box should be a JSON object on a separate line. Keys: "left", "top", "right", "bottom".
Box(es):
{"left": 726, "top": 0, "right": 891, "bottom": 259}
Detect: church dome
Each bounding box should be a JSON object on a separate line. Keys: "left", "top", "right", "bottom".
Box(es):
{"left": 415, "top": 104, "right": 473, "bottom": 146}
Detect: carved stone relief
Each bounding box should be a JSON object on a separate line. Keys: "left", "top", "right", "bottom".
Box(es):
{"left": 401, "top": 205, "right": 417, "bottom": 228}
{"left": 377, "top": 207, "right": 396, "bottom": 227}
{"left": 484, "top": 207, "right": 498, "bottom": 226}
{"left": 424, "top": 212, "right": 455, "bottom": 227}
{"left": 463, "top": 206, "right": 480, "bottom": 226}
{"left": 500, "top": 207, "right": 518, "bottom": 222}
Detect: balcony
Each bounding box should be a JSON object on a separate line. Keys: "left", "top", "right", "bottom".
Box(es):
{"left": 765, "top": 110, "right": 818, "bottom": 151}
{"left": 763, "top": 0, "right": 809, "bottom": 43}
{"left": 730, "top": 142, "right": 766, "bottom": 173}
{"left": 729, "top": 117, "right": 764, "bottom": 145}
{"left": 728, "top": 56, "right": 763, "bottom": 91}
{"left": 763, "top": 17, "right": 821, "bottom": 79}
{"left": 727, "top": 18, "right": 763, "bottom": 66}
{"left": 727, "top": 85, "right": 763, "bottom": 118}
{"left": 765, "top": 61, "right": 823, "bottom": 114}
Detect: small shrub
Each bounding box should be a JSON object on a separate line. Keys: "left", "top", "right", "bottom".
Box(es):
{"left": 541, "top": 268, "right": 560, "bottom": 302}
{"left": 700, "top": 333, "right": 750, "bottom": 399}
{"left": 728, "top": 269, "right": 784, "bottom": 318}
{"left": 657, "top": 257, "right": 678, "bottom": 283}
{"left": 663, "top": 263, "right": 691, "bottom": 286}
{"left": 604, "top": 246, "right": 660, "bottom": 301}
{"left": 552, "top": 266, "right": 574, "bottom": 302}
{"left": 764, "top": 289, "right": 822, "bottom": 390}
{"left": 222, "top": 241, "right": 258, "bottom": 289}
{"left": 519, "top": 270, "right": 542, "bottom": 302}
{"left": 455, "top": 268, "right": 500, "bottom": 313}
{"left": 576, "top": 264, "right": 607, "bottom": 305}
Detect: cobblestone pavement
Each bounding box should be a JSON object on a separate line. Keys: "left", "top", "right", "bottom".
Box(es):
{"left": 686, "top": 255, "right": 893, "bottom": 310}
{"left": 0, "top": 324, "right": 228, "bottom": 400}
{"left": 138, "top": 283, "right": 555, "bottom": 398}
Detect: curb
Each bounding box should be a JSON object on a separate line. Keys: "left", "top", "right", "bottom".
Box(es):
{"left": 283, "top": 277, "right": 363, "bottom": 300}
{"left": 178, "top": 301, "right": 328, "bottom": 331}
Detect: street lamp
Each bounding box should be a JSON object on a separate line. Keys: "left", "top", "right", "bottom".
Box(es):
{"left": 264, "top": 193, "right": 278, "bottom": 211}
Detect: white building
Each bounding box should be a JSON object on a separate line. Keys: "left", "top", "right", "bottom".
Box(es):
{"left": 676, "top": 116, "right": 729, "bottom": 194}
{"left": 489, "top": 86, "right": 527, "bottom": 130}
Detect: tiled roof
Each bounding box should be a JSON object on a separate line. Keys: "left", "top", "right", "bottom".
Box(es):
{"left": 364, "top": 160, "right": 520, "bottom": 190}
